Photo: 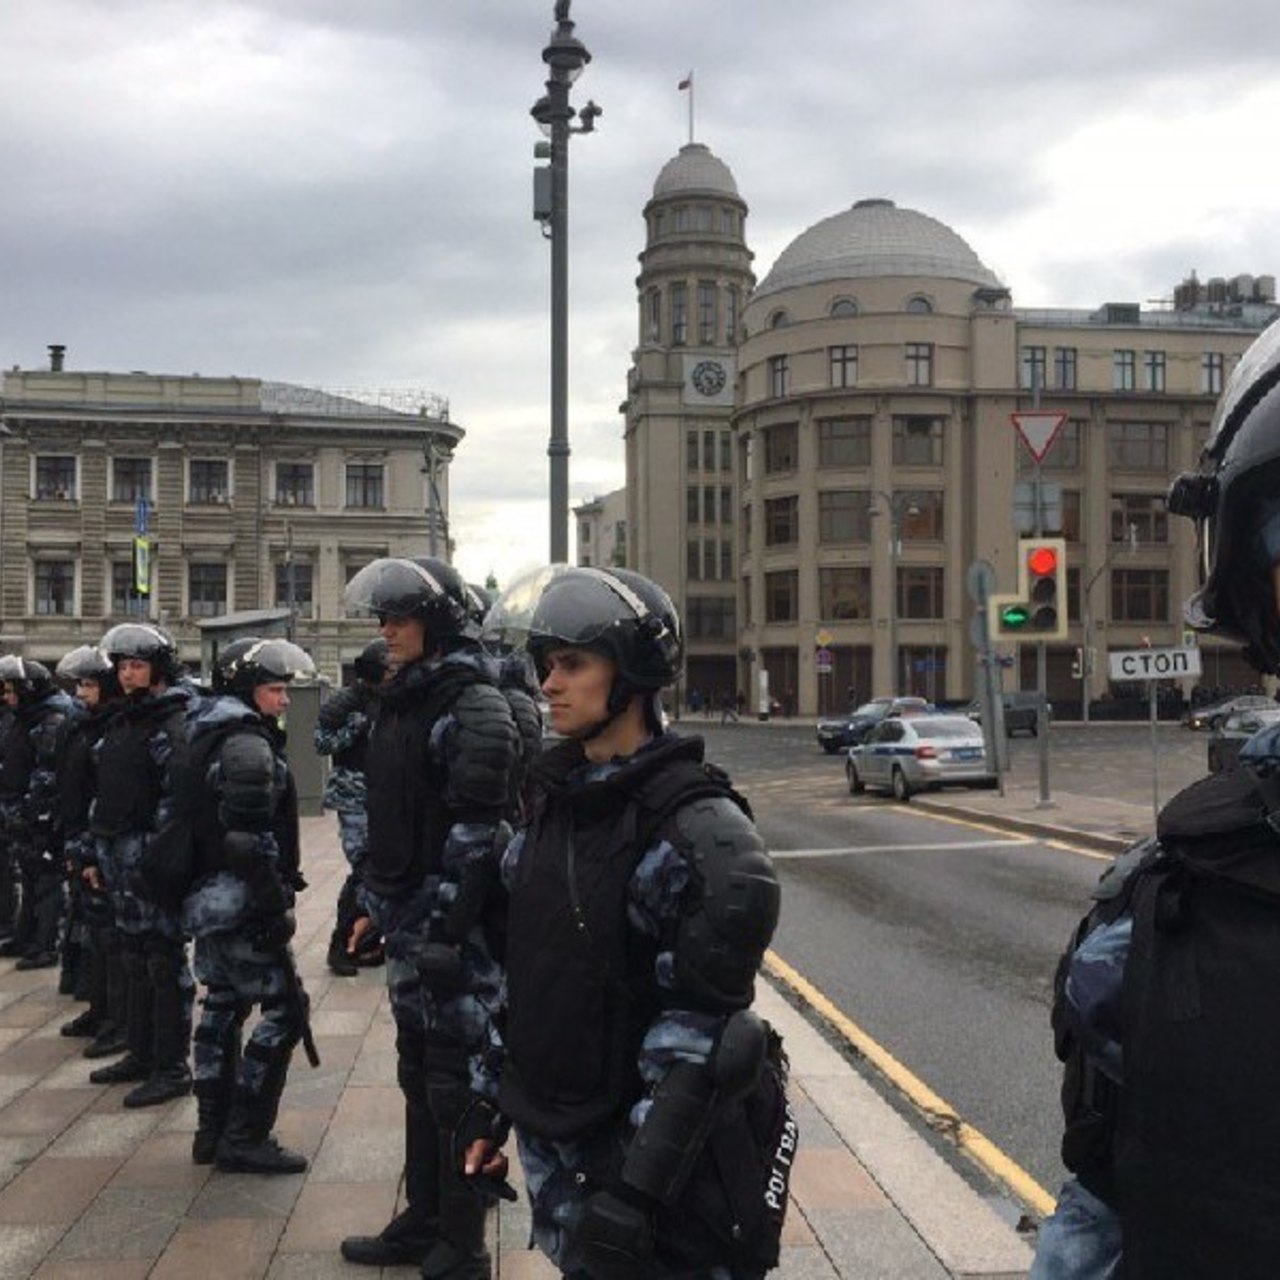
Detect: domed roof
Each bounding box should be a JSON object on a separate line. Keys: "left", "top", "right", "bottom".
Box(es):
{"left": 652, "top": 142, "right": 739, "bottom": 199}
{"left": 754, "top": 198, "right": 1002, "bottom": 298}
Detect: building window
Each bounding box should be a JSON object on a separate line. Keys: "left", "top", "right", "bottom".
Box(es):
{"left": 189, "top": 459, "right": 229, "bottom": 504}
{"left": 651, "top": 210, "right": 665, "bottom": 239}
{"left": 719, "top": 431, "right": 733, "bottom": 472}
{"left": 1202, "top": 351, "right": 1225, "bottom": 395}
{"left": 34, "top": 456, "right": 77, "bottom": 501}
{"left": 726, "top": 286, "right": 739, "bottom": 343}
{"left": 1144, "top": 350, "right": 1166, "bottom": 393}
{"left": 764, "top": 495, "right": 799, "bottom": 547}
{"left": 1111, "top": 492, "right": 1167, "bottom": 544}
{"left": 769, "top": 310, "right": 790, "bottom": 329}
{"left": 765, "top": 570, "right": 799, "bottom": 622}
{"left": 740, "top": 503, "right": 752, "bottom": 552}
{"left": 829, "top": 344, "right": 858, "bottom": 388}
{"left": 906, "top": 295, "right": 933, "bottom": 314}
{"left": 720, "top": 485, "right": 733, "bottom": 524}
{"left": 720, "top": 539, "right": 733, "bottom": 580}
{"left": 741, "top": 575, "right": 752, "bottom": 628}
{"left": 769, "top": 354, "right": 789, "bottom": 398}
{"left": 694, "top": 205, "right": 713, "bottom": 232}
{"left": 818, "top": 566, "right": 872, "bottom": 621}
{"left": 34, "top": 560, "right": 75, "bottom": 616}
{"left": 112, "top": 458, "right": 152, "bottom": 503}
{"left": 818, "top": 490, "right": 872, "bottom": 542}
{"left": 1111, "top": 569, "right": 1169, "bottom": 623}
{"left": 1062, "top": 489, "right": 1083, "bottom": 542}
{"left": 702, "top": 430, "right": 717, "bottom": 472}
{"left": 1020, "top": 346, "right": 1047, "bottom": 391}
{"left": 1113, "top": 350, "right": 1136, "bottom": 391}
{"left": 671, "top": 282, "right": 688, "bottom": 345}
{"left": 673, "top": 206, "right": 688, "bottom": 233}
{"left": 830, "top": 297, "right": 858, "bottom": 317}
{"left": 687, "top": 596, "right": 736, "bottom": 641}
{"left": 697, "top": 281, "right": 717, "bottom": 345}
{"left": 346, "top": 463, "right": 384, "bottom": 509}
{"left": 818, "top": 417, "right": 871, "bottom": 468}
{"left": 899, "top": 490, "right": 945, "bottom": 541}
{"left": 686, "top": 486, "right": 700, "bottom": 525}
{"left": 687, "top": 540, "right": 701, "bottom": 581}
{"left": 720, "top": 207, "right": 736, "bottom": 235}
{"left": 276, "top": 462, "right": 315, "bottom": 507}
{"left": 763, "top": 423, "right": 797, "bottom": 473}
{"left": 892, "top": 416, "right": 944, "bottom": 466}
{"left": 898, "top": 566, "right": 945, "bottom": 619}
{"left": 188, "top": 563, "right": 227, "bottom": 618}
{"left": 686, "top": 430, "right": 700, "bottom": 471}
{"left": 111, "top": 560, "right": 148, "bottom": 614}
{"left": 703, "top": 485, "right": 717, "bottom": 525}
{"left": 275, "top": 561, "right": 314, "bottom": 617}
{"left": 905, "top": 342, "right": 934, "bottom": 386}
{"left": 1108, "top": 422, "right": 1169, "bottom": 470}
{"left": 646, "top": 289, "right": 661, "bottom": 342}
{"left": 1054, "top": 346, "right": 1078, "bottom": 391}
{"left": 1017, "top": 419, "right": 1082, "bottom": 472}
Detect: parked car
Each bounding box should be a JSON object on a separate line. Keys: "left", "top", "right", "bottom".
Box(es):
{"left": 816, "top": 696, "right": 933, "bottom": 754}
{"left": 1184, "top": 693, "right": 1274, "bottom": 732}
{"left": 845, "top": 714, "right": 997, "bottom": 800}
{"left": 964, "top": 691, "right": 1051, "bottom": 737}
{"left": 1207, "top": 706, "right": 1280, "bottom": 774}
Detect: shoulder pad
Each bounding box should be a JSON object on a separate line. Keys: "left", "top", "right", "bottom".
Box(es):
{"left": 671, "top": 791, "right": 762, "bottom": 853}
{"left": 1092, "top": 835, "right": 1162, "bottom": 903}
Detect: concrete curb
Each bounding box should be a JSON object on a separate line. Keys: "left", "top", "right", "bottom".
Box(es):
{"left": 910, "top": 795, "right": 1130, "bottom": 854}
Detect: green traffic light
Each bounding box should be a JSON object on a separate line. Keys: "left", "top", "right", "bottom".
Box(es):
{"left": 1000, "top": 604, "right": 1030, "bottom": 628}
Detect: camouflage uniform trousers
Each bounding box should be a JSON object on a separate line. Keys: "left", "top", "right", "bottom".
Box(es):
{"left": 192, "top": 932, "right": 303, "bottom": 1099}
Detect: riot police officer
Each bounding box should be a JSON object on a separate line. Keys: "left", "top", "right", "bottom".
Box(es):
{"left": 56, "top": 645, "right": 126, "bottom": 1048}
{"left": 1036, "top": 320, "right": 1280, "bottom": 1277}
{"left": 338, "top": 557, "right": 519, "bottom": 1280}
{"left": 315, "top": 637, "right": 387, "bottom": 977}
{"left": 182, "top": 637, "right": 315, "bottom": 1173}
{"left": 0, "top": 657, "right": 81, "bottom": 970}
{"left": 463, "top": 567, "right": 789, "bottom": 1280}
{"left": 86, "top": 623, "right": 196, "bottom": 1108}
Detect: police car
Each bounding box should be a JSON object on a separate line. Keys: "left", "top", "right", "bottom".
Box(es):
{"left": 845, "top": 713, "right": 996, "bottom": 801}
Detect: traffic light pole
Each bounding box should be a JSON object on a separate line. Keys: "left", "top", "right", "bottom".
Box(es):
{"left": 1034, "top": 460, "right": 1053, "bottom": 809}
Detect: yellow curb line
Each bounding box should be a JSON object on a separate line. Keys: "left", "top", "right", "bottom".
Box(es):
{"left": 903, "top": 802, "right": 1117, "bottom": 863}
{"left": 764, "top": 949, "right": 1057, "bottom": 1219}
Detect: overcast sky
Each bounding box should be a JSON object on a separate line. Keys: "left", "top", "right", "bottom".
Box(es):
{"left": 3, "top": 0, "right": 1279, "bottom": 587}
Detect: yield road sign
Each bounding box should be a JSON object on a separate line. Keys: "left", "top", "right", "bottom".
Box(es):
{"left": 1011, "top": 411, "right": 1067, "bottom": 463}
{"left": 1108, "top": 647, "right": 1203, "bottom": 681}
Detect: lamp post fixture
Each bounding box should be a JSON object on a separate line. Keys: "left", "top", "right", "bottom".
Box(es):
{"left": 873, "top": 490, "right": 919, "bottom": 693}
{"left": 531, "top": 0, "right": 600, "bottom": 563}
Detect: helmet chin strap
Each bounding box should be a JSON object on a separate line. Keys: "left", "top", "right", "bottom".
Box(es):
{"left": 573, "top": 678, "right": 634, "bottom": 743}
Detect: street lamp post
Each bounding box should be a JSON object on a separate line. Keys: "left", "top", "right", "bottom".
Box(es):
{"left": 531, "top": 1, "right": 600, "bottom": 563}
{"left": 873, "top": 490, "right": 918, "bottom": 693}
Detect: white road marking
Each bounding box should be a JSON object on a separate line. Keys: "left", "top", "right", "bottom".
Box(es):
{"left": 771, "top": 838, "right": 1029, "bottom": 859}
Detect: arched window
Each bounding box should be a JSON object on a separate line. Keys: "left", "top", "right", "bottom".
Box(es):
{"left": 769, "top": 309, "right": 791, "bottom": 329}
{"left": 906, "top": 295, "right": 934, "bottom": 314}
{"left": 830, "top": 298, "right": 859, "bottom": 318}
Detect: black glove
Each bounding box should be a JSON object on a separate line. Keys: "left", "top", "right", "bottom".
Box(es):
{"left": 576, "top": 1186, "right": 656, "bottom": 1280}
{"left": 250, "top": 910, "right": 296, "bottom": 953}
{"left": 451, "top": 1097, "right": 517, "bottom": 1203}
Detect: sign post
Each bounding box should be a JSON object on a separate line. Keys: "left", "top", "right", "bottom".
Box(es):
{"left": 1109, "top": 647, "right": 1204, "bottom": 817}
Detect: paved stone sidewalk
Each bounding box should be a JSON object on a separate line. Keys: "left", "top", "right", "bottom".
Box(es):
{"left": 0, "top": 815, "right": 1033, "bottom": 1279}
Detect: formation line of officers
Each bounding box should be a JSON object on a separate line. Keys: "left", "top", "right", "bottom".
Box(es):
{"left": 0, "top": 558, "right": 793, "bottom": 1280}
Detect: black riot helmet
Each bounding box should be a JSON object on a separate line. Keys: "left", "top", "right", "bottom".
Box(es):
{"left": 1168, "top": 322, "right": 1280, "bottom": 673}
{"left": 526, "top": 567, "right": 683, "bottom": 735}
{"left": 213, "top": 637, "right": 316, "bottom": 703}
{"left": 56, "top": 645, "right": 121, "bottom": 700}
{"left": 353, "top": 637, "right": 389, "bottom": 684}
{"left": 343, "top": 558, "right": 470, "bottom": 646}
{"left": 411, "top": 557, "right": 485, "bottom": 645}
{"left": 100, "top": 622, "right": 182, "bottom": 683}
{"left": 0, "top": 655, "right": 54, "bottom": 702}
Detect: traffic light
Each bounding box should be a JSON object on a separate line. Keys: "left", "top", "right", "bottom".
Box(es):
{"left": 987, "top": 537, "right": 1068, "bottom": 641}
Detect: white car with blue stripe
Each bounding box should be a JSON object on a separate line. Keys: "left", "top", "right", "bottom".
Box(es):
{"left": 846, "top": 714, "right": 997, "bottom": 801}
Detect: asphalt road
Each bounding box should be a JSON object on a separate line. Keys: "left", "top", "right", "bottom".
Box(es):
{"left": 689, "top": 718, "right": 1209, "bottom": 1197}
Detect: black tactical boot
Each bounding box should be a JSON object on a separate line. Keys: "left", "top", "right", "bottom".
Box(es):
{"left": 340, "top": 1207, "right": 440, "bottom": 1267}
{"left": 214, "top": 1094, "right": 307, "bottom": 1175}
{"left": 84, "top": 1023, "right": 128, "bottom": 1059}
{"left": 15, "top": 950, "right": 58, "bottom": 971}
{"left": 89, "top": 1053, "right": 150, "bottom": 1084}
{"left": 60, "top": 1008, "right": 100, "bottom": 1038}
{"left": 123, "top": 1065, "right": 191, "bottom": 1108}
{"left": 192, "top": 1086, "right": 226, "bottom": 1165}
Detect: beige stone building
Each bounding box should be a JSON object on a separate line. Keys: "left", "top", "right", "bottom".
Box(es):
{"left": 574, "top": 487, "right": 627, "bottom": 569}
{"left": 624, "top": 146, "right": 1278, "bottom": 717}
{"left": 0, "top": 352, "right": 460, "bottom": 681}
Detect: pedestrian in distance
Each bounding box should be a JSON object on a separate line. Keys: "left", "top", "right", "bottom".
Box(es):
{"left": 181, "top": 637, "right": 317, "bottom": 1173}
{"left": 55, "top": 645, "right": 128, "bottom": 1052}
{"left": 461, "top": 566, "right": 795, "bottom": 1280}
{"left": 1036, "top": 319, "right": 1280, "bottom": 1277}
{"left": 85, "top": 624, "right": 197, "bottom": 1108}
{"left": 720, "top": 688, "right": 740, "bottom": 723}
{"left": 314, "top": 636, "right": 388, "bottom": 977}
{"left": 0, "top": 657, "right": 82, "bottom": 971}
{"left": 339, "top": 557, "right": 520, "bottom": 1280}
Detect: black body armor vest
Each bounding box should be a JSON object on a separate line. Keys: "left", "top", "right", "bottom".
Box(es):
{"left": 90, "top": 693, "right": 185, "bottom": 837}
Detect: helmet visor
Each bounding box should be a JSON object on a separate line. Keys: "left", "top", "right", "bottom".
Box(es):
{"left": 228, "top": 638, "right": 317, "bottom": 684}
{"left": 528, "top": 568, "right": 665, "bottom": 654}
{"left": 100, "top": 623, "right": 174, "bottom": 660}
{"left": 481, "top": 564, "right": 572, "bottom": 651}
{"left": 56, "top": 645, "right": 112, "bottom": 681}
{"left": 343, "top": 558, "right": 447, "bottom": 619}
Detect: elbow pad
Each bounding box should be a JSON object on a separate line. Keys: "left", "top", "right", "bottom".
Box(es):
{"left": 669, "top": 797, "right": 780, "bottom": 1011}
{"left": 215, "top": 731, "right": 276, "bottom": 832}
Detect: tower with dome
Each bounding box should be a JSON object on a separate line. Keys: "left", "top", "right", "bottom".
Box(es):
{"left": 623, "top": 161, "right": 1276, "bottom": 718}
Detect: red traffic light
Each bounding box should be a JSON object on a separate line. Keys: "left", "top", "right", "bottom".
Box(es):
{"left": 1027, "top": 545, "right": 1058, "bottom": 576}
